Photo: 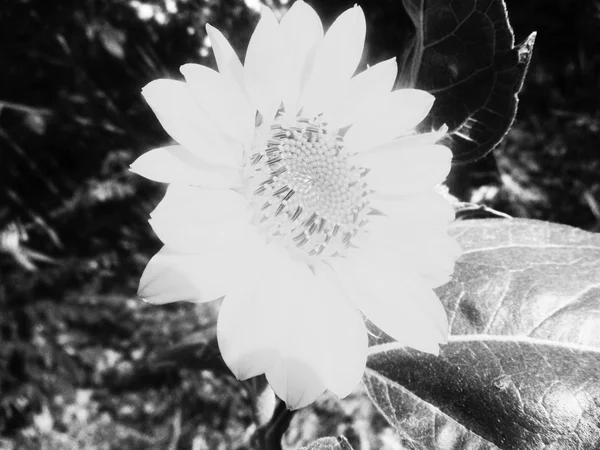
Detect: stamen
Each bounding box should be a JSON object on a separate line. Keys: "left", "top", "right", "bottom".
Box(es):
{"left": 291, "top": 206, "right": 302, "bottom": 222}
{"left": 273, "top": 185, "right": 290, "bottom": 197}
{"left": 304, "top": 212, "right": 317, "bottom": 227}
{"left": 271, "top": 166, "right": 287, "bottom": 177}
{"left": 275, "top": 203, "right": 285, "bottom": 216}
{"left": 282, "top": 189, "right": 295, "bottom": 203}
{"left": 252, "top": 153, "right": 263, "bottom": 165}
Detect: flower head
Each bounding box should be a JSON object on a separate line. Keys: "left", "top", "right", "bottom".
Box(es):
{"left": 131, "top": 0, "right": 461, "bottom": 410}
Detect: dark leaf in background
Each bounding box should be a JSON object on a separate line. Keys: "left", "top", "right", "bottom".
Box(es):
{"left": 365, "top": 219, "right": 600, "bottom": 449}
{"left": 400, "top": 0, "right": 536, "bottom": 163}
{"left": 452, "top": 202, "right": 512, "bottom": 220}
{"left": 144, "top": 308, "right": 228, "bottom": 375}
{"left": 146, "top": 337, "right": 227, "bottom": 373}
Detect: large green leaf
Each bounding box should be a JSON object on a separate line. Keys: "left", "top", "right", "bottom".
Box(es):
{"left": 365, "top": 219, "right": 600, "bottom": 449}
{"left": 400, "top": 0, "right": 536, "bottom": 163}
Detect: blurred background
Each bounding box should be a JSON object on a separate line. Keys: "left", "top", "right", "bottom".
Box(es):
{"left": 0, "top": 0, "right": 598, "bottom": 448}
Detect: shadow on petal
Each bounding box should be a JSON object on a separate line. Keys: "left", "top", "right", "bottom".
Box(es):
{"left": 266, "top": 356, "right": 328, "bottom": 410}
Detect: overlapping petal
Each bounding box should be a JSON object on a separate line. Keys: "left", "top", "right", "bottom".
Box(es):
{"left": 344, "top": 89, "right": 435, "bottom": 153}
{"left": 353, "top": 144, "right": 452, "bottom": 195}
{"left": 300, "top": 5, "right": 366, "bottom": 117}
{"left": 130, "top": 145, "right": 243, "bottom": 188}
{"left": 206, "top": 24, "right": 245, "bottom": 91}
{"left": 216, "top": 245, "right": 281, "bottom": 381}
{"left": 332, "top": 249, "right": 449, "bottom": 354}
{"left": 218, "top": 244, "right": 367, "bottom": 409}
{"left": 244, "top": 6, "right": 284, "bottom": 121}
{"left": 279, "top": 0, "right": 323, "bottom": 115}
{"left": 263, "top": 255, "right": 367, "bottom": 409}
{"left": 217, "top": 246, "right": 315, "bottom": 388}
{"left": 142, "top": 79, "right": 240, "bottom": 167}
{"left": 148, "top": 184, "right": 256, "bottom": 253}
{"left": 367, "top": 213, "right": 462, "bottom": 288}
{"left": 181, "top": 64, "right": 255, "bottom": 144}
{"left": 324, "top": 58, "right": 398, "bottom": 129}
{"left": 370, "top": 190, "right": 455, "bottom": 229}
{"left": 139, "top": 245, "right": 253, "bottom": 305}
{"left": 310, "top": 264, "right": 368, "bottom": 398}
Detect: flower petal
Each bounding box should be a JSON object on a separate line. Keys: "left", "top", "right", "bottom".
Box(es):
{"left": 266, "top": 253, "right": 366, "bottom": 407}
{"left": 311, "top": 264, "right": 368, "bottom": 398}
{"left": 216, "top": 246, "right": 282, "bottom": 381}
{"left": 218, "top": 244, "right": 367, "bottom": 408}
{"left": 130, "top": 145, "right": 243, "bottom": 188}
{"left": 266, "top": 356, "right": 328, "bottom": 411}
{"left": 138, "top": 245, "right": 254, "bottom": 304}
{"left": 332, "top": 249, "right": 449, "bottom": 354}
{"left": 367, "top": 217, "right": 462, "bottom": 288}
{"left": 279, "top": 0, "right": 323, "bottom": 115}
{"left": 206, "top": 24, "right": 245, "bottom": 91}
{"left": 148, "top": 184, "right": 256, "bottom": 253}
{"left": 300, "top": 5, "right": 366, "bottom": 117}
{"left": 244, "top": 6, "right": 284, "bottom": 121}
{"left": 261, "top": 252, "right": 328, "bottom": 409}
{"left": 217, "top": 244, "right": 306, "bottom": 382}
{"left": 142, "top": 79, "right": 240, "bottom": 167}
{"left": 324, "top": 58, "right": 398, "bottom": 129}
{"left": 344, "top": 89, "right": 435, "bottom": 153}
{"left": 181, "top": 64, "right": 255, "bottom": 144}
{"left": 150, "top": 184, "right": 248, "bottom": 220}
{"left": 369, "top": 190, "right": 455, "bottom": 229}
{"left": 368, "top": 124, "right": 448, "bottom": 152}
{"left": 353, "top": 144, "right": 452, "bottom": 195}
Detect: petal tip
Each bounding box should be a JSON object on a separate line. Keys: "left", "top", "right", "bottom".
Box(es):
{"left": 205, "top": 23, "right": 216, "bottom": 34}
{"left": 179, "top": 63, "right": 193, "bottom": 75}
{"left": 260, "top": 4, "right": 275, "bottom": 18}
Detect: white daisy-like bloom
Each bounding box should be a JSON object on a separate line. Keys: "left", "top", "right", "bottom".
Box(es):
{"left": 131, "top": 1, "right": 461, "bottom": 410}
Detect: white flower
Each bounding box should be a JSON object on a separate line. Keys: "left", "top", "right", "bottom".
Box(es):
{"left": 131, "top": 1, "right": 461, "bottom": 410}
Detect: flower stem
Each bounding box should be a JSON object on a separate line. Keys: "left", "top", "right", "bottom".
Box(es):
{"left": 257, "top": 400, "right": 296, "bottom": 450}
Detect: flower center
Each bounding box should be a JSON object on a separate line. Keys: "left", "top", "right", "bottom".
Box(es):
{"left": 246, "top": 115, "right": 371, "bottom": 260}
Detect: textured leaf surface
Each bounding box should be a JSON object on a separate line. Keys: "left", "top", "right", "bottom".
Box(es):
{"left": 365, "top": 219, "right": 600, "bottom": 450}
{"left": 400, "top": 0, "right": 536, "bottom": 163}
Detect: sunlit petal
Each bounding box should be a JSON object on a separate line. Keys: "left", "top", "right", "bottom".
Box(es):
{"left": 216, "top": 247, "right": 281, "bottom": 380}
{"left": 139, "top": 245, "right": 254, "bottom": 305}
{"left": 244, "top": 6, "right": 284, "bottom": 121}
{"left": 370, "top": 190, "right": 455, "bottom": 228}
{"left": 333, "top": 251, "right": 449, "bottom": 354}
{"left": 353, "top": 144, "right": 452, "bottom": 195}
{"left": 206, "top": 24, "right": 245, "bottom": 91}
{"left": 181, "top": 64, "right": 255, "bottom": 144}
{"left": 149, "top": 185, "right": 256, "bottom": 253}
{"left": 311, "top": 264, "right": 368, "bottom": 398}
{"left": 260, "top": 253, "right": 331, "bottom": 409}
{"left": 279, "top": 0, "right": 323, "bottom": 115}
{"left": 300, "top": 5, "right": 366, "bottom": 116}
{"left": 367, "top": 218, "right": 462, "bottom": 288}
{"left": 130, "top": 145, "right": 243, "bottom": 188}
{"left": 324, "top": 58, "right": 398, "bottom": 129}
{"left": 142, "top": 79, "right": 240, "bottom": 167}
{"left": 344, "top": 89, "right": 435, "bottom": 153}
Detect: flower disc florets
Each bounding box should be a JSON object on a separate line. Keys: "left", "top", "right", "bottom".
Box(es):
{"left": 247, "top": 114, "right": 370, "bottom": 259}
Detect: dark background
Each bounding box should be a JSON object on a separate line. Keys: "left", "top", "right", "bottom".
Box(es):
{"left": 0, "top": 0, "right": 598, "bottom": 448}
